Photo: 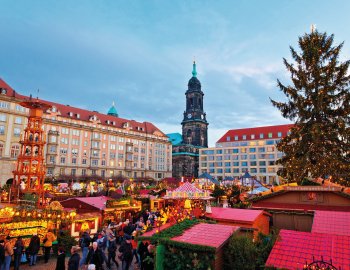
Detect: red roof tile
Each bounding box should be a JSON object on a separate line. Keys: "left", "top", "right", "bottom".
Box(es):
{"left": 171, "top": 223, "right": 238, "bottom": 248}
{"left": 74, "top": 196, "right": 112, "bottom": 210}
{"left": 266, "top": 230, "right": 350, "bottom": 270}
{"left": 312, "top": 211, "right": 350, "bottom": 236}
{"left": 206, "top": 207, "right": 267, "bottom": 224}
{"left": 217, "top": 124, "right": 293, "bottom": 143}
{"left": 252, "top": 201, "right": 350, "bottom": 212}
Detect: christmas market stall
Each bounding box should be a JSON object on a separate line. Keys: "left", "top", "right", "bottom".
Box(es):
{"left": 205, "top": 207, "right": 271, "bottom": 239}
{"left": 104, "top": 197, "right": 142, "bottom": 223}
{"left": 139, "top": 219, "right": 238, "bottom": 270}
{"left": 61, "top": 195, "right": 142, "bottom": 227}
{"left": 0, "top": 201, "right": 76, "bottom": 247}
{"left": 162, "top": 182, "right": 213, "bottom": 221}
{"left": 60, "top": 196, "right": 110, "bottom": 229}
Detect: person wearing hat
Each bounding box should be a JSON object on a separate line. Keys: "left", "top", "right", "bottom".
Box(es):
{"left": 28, "top": 233, "right": 40, "bottom": 266}
{"left": 68, "top": 246, "right": 80, "bottom": 270}
{"left": 106, "top": 236, "right": 118, "bottom": 269}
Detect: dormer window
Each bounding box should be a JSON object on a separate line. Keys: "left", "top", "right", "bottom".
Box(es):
{"left": 0, "top": 88, "right": 7, "bottom": 95}
{"left": 112, "top": 121, "right": 116, "bottom": 125}
{"left": 123, "top": 122, "right": 129, "bottom": 128}
{"left": 52, "top": 106, "right": 57, "bottom": 113}
{"left": 90, "top": 115, "right": 97, "bottom": 121}
{"left": 68, "top": 112, "right": 73, "bottom": 117}
{"left": 106, "top": 120, "right": 110, "bottom": 124}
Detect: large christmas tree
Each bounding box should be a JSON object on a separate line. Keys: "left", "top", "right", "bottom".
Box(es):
{"left": 271, "top": 29, "right": 350, "bottom": 185}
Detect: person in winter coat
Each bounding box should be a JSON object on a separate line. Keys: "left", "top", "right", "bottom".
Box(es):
{"left": 2, "top": 236, "right": 13, "bottom": 270}
{"left": 43, "top": 230, "right": 57, "bottom": 263}
{"left": 85, "top": 242, "right": 104, "bottom": 270}
{"left": 28, "top": 233, "right": 41, "bottom": 266}
{"left": 68, "top": 246, "right": 80, "bottom": 270}
{"left": 79, "top": 231, "right": 91, "bottom": 268}
{"left": 13, "top": 237, "right": 24, "bottom": 270}
{"left": 107, "top": 237, "right": 119, "bottom": 269}
{"left": 118, "top": 236, "right": 133, "bottom": 270}
{"left": 55, "top": 247, "right": 66, "bottom": 270}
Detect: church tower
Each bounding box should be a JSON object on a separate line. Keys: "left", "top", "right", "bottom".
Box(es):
{"left": 169, "top": 61, "right": 209, "bottom": 179}
{"left": 182, "top": 61, "right": 208, "bottom": 147}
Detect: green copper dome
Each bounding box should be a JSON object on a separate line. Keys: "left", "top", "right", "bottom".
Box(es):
{"left": 107, "top": 102, "right": 119, "bottom": 117}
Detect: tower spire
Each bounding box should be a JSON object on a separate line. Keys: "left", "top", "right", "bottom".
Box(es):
{"left": 192, "top": 60, "right": 197, "bottom": 77}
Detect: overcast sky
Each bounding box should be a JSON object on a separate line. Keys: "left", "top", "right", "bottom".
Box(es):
{"left": 1, "top": 0, "right": 350, "bottom": 146}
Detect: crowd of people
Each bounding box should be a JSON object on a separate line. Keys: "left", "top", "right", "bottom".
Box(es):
{"left": 0, "top": 205, "right": 198, "bottom": 270}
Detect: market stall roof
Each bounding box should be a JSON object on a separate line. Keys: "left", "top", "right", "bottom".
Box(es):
{"left": 265, "top": 230, "right": 350, "bottom": 269}
{"left": 162, "top": 182, "right": 213, "bottom": 200}
{"left": 61, "top": 196, "right": 112, "bottom": 211}
{"left": 312, "top": 210, "right": 350, "bottom": 236}
{"left": 206, "top": 207, "right": 270, "bottom": 224}
{"left": 198, "top": 172, "right": 220, "bottom": 185}
{"left": 171, "top": 223, "right": 238, "bottom": 248}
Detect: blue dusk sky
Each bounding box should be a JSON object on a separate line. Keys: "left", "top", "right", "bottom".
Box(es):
{"left": 1, "top": 1, "right": 350, "bottom": 146}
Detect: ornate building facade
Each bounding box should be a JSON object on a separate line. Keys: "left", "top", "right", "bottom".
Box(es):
{"left": 171, "top": 62, "right": 209, "bottom": 179}
{"left": 0, "top": 78, "right": 172, "bottom": 185}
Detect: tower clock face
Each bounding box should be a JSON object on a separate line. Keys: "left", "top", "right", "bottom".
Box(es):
{"left": 187, "top": 113, "right": 192, "bottom": 118}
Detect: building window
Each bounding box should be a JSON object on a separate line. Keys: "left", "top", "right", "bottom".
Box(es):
{"left": 0, "top": 102, "right": 9, "bottom": 109}
{"left": 226, "top": 136, "right": 230, "bottom": 141}
{"left": 71, "top": 169, "right": 76, "bottom": 176}
{"left": 92, "top": 160, "right": 98, "bottom": 166}
{"left": 260, "top": 133, "right": 264, "bottom": 139}
{"left": 11, "top": 145, "right": 20, "bottom": 158}
{"left": 250, "top": 161, "right": 257, "bottom": 166}
{"left": 0, "top": 125, "right": 5, "bottom": 135}
{"left": 82, "top": 159, "right": 87, "bottom": 165}
{"left": 268, "top": 132, "right": 273, "bottom": 138}
{"left": 259, "top": 168, "right": 266, "bottom": 173}
{"left": 101, "top": 160, "right": 106, "bottom": 166}
{"left": 242, "top": 135, "right": 247, "bottom": 140}
{"left": 91, "top": 170, "right": 97, "bottom": 175}
{"left": 15, "top": 105, "right": 25, "bottom": 112}
{"left": 249, "top": 148, "right": 256, "bottom": 153}
{"left": 241, "top": 161, "right": 248, "bottom": 166}
{"left": 14, "top": 128, "right": 21, "bottom": 137}
{"left": 251, "top": 134, "right": 255, "bottom": 139}
{"left": 277, "top": 132, "right": 282, "bottom": 137}
{"left": 234, "top": 135, "right": 238, "bottom": 141}
{"left": 49, "top": 156, "right": 55, "bottom": 164}
{"left": 60, "top": 168, "right": 65, "bottom": 175}
{"left": 47, "top": 168, "right": 53, "bottom": 175}
{"left": 259, "top": 161, "right": 266, "bottom": 166}
{"left": 14, "top": 117, "right": 22, "bottom": 124}
{"left": 101, "top": 170, "right": 105, "bottom": 177}
{"left": 82, "top": 169, "right": 86, "bottom": 176}
{"left": 0, "top": 114, "right": 6, "bottom": 122}
{"left": 72, "top": 158, "right": 77, "bottom": 164}
{"left": 60, "top": 157, "right": 66, "bottom": 164}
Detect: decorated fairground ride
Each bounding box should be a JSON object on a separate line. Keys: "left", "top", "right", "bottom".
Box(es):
{"left": 162, "top": 182, "right": 213, "bottom": 223}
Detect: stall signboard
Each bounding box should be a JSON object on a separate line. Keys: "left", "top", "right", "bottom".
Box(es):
{"left": 106, "top": 199, "right": 130, "bottom": 208}
{"left": 71, "top": 218, "right": 98, "bottom": 237}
